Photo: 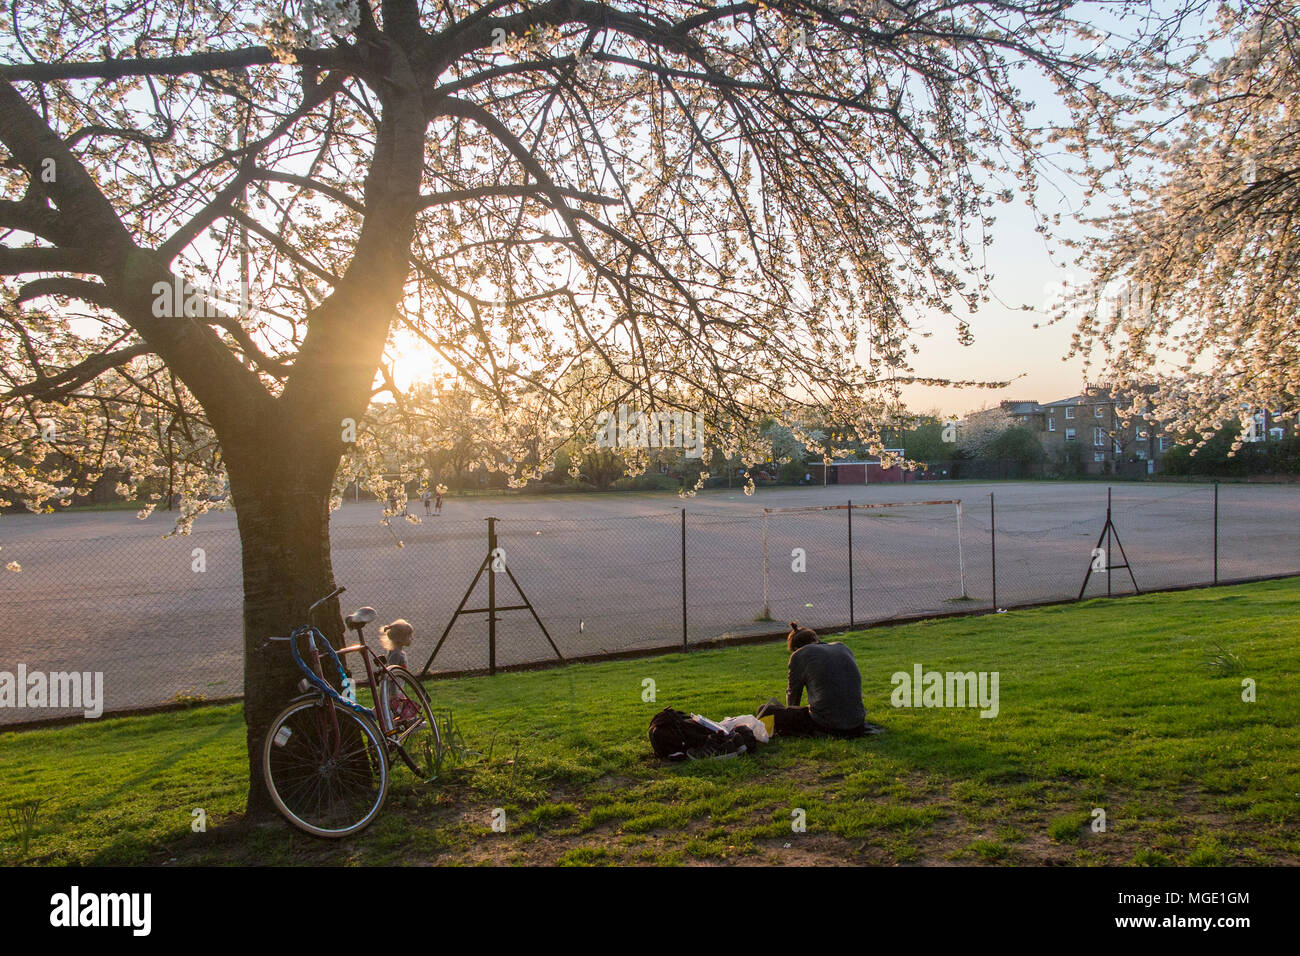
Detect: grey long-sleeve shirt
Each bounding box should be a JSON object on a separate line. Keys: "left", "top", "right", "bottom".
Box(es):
{"left": 786, "top": 641, "right": 866, "bottom": 730}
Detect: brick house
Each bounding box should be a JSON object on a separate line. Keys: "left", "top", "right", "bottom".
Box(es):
{"left": 963, "top": 391, "right": 1297, "bottom": 476}
{"left": 1040, "top": 388, "right": 1167, "bottom": 475}
{"left": 1000, "top": 399, "right": 1047, "bottom": 431}
{"left": 964, "top": 388, "right": 1168, "bottom": 475}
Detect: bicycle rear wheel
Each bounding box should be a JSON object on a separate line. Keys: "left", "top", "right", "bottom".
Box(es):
{"left": 377, "top": 666, "right": 444, "bottom": 779}
{"left": 263, "top": 697, "right": 389, "bottom": 838}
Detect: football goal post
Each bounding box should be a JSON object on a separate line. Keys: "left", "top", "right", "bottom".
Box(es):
{"left": 761, "top": 498, "right": 967, "bottom": 622}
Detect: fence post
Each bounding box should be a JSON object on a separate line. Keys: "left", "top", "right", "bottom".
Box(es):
{"left": 847, "top": 499, "right": 854, "bottom": 625}
{"left": 487, "top": 516, "right": 498, "bottom": 676}
{"left": 989, "top": 492, "right": 997, "bottom": 610}
{"left": 1213, "top": 480, "right": 1219, "bottom": 584}
{"left": 1106, "top": 487, "right": 1112, "bottom": 599}
{"left": 955, "top": 499, "right": 968, "bottom": 599}
{"left": 762, "top": 510, "right": 770, "bottom": 620}
{"left": 681, "top": 507, "right": 688, "bottom": 650}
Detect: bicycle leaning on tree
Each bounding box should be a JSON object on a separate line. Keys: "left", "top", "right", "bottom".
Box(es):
{"left": 260, "top": 586, "right": 443, "bottom": 838}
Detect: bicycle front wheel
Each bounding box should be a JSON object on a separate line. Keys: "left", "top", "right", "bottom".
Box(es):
{"left": 262, "top": 697, "right": 389, "bottom": 838}
{"left": 377, "top": 666, "right": 444, "bottom": 779}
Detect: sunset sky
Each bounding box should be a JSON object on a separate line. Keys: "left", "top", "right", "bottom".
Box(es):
{"left": 896, "top": 61, "right": 1109, "bottom": 419}
{"left": 899, "top": 191, "right": 1093, "bottom": 419}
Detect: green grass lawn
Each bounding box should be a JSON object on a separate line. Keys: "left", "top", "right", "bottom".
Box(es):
{"left": 4, "top": 578, "right": 1299, "bottom": 866}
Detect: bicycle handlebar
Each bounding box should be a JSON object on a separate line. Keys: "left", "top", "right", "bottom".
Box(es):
{"left": 308, "top": 586, "right": 346, "bottom": 616}
{"left": 258, "top": 586, "right": 344, "bottom": 653}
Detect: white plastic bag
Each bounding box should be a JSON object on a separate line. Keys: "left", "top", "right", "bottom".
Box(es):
{"left": 718, "top": 714, "right": 769, "bottom": 744}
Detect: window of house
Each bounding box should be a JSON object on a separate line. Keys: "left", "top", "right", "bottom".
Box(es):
{"left": 1245, "top": 413, "right": 1265, "bottom": 442}
{"left": 1065, "top": 427, "right": 1076, "bottom": 441}
{"left": 1158, "top": 437, "right": 1170, "bottom": 452}
{"left": 1113, "top": 439, "right": 1122, "bottom": 454}
{"left": 1093, "top": 428, "right": 1105, "bottom": 446}
{"left": 1048, "top": 418, "right": 1055, "bottom": 432}
{"left": 1136, "top": 448, "right": 1147, "bottom": 460}
{"left": 1095, "top": 405, "right": 1104, "bottom": 418}
{"left": 1064, "top": 406, "right": 1075, "bottom": 419}
{"left": 1270, "top": 427, "right": 1284, "bottom": 441}
{"left": 1093, "top": 451, "right": 1105, "bottom": 462}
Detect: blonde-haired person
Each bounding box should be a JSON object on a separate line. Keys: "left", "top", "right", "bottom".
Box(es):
{"left": 376, "top": 619, "right": 417, "bottom": 727}
{"left": 379, "top": 619, "right": 414, "bottom": 670}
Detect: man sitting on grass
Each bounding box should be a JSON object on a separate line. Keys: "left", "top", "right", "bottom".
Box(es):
{"left": 757, "top": 622, "right": 879, "bottom": 738}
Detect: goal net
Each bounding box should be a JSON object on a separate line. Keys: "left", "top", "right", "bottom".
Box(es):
{"left": 759, "top": 499, "right": 969, "bottom": 625}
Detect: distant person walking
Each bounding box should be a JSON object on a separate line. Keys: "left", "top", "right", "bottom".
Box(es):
{"left": 423, "top": 489, "right": 432, "bottom": 516}
{"left": 434, "top": 486, "right": 444, "bottom": 516}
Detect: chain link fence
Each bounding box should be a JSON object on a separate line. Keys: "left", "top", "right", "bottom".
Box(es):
{"left": 2, "top": 482, "right": 1298, "bottom": 725}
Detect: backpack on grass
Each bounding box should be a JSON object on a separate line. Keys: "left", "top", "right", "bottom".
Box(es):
{"left": 648, "top": 707, "right": 757, "bottom": 761}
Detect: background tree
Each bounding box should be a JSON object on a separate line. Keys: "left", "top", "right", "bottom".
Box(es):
{"left": 983, "top": 423, "right": 1045, "bottom": 462}
{"left": 1064, "top": 1, "right": 1300, "bottom": 449}
{"left": 409, "top": 381, "right": 486, "bottom": 490}
{"left": 577, "top": 446, "right": 629, "bottom": 489}
{"left": 957, "top": 407, "right": 1015, "bottom": 458}
{"left": 902, "top": 415, "right": 948, "bottom": 462}
{"left": 0, "top": 0, "right": 1111, "bottom": 813}
{"left": 1050, "top": 439, "right": 1087, "bottom": 477}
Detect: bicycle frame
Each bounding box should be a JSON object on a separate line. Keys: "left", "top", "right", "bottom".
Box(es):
{"left": 288, "top": 625, "right": 375, "bottom": 719}
{"left": 288, "top": 623, "right": 425, "bottom": 748}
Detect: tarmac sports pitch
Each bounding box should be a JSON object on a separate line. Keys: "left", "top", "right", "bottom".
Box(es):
{"left": 1, "top": 479, "right": 1297, "bottom": 722}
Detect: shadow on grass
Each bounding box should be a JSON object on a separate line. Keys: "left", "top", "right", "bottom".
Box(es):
{"left": 78, "top": 710, "right": 245, "bottom": 820}
{"left": 870, "top": 726, "right": 1025, "bottom": 780}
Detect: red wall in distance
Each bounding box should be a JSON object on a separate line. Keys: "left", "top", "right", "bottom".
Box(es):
{"left": 866, "top": 463, "right": 902, "bottom": 483}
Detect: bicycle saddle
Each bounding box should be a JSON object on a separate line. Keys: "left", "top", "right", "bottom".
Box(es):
{"left": 345, "top": 606, "right": 377, "bottom": 629}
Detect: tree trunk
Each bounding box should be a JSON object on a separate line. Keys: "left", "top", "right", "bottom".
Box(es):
{"left": 229, "top": 452, "right": 344, "bottom": 817}
{"left": 0, "top": 45, "right": 430, "bottom": 820}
